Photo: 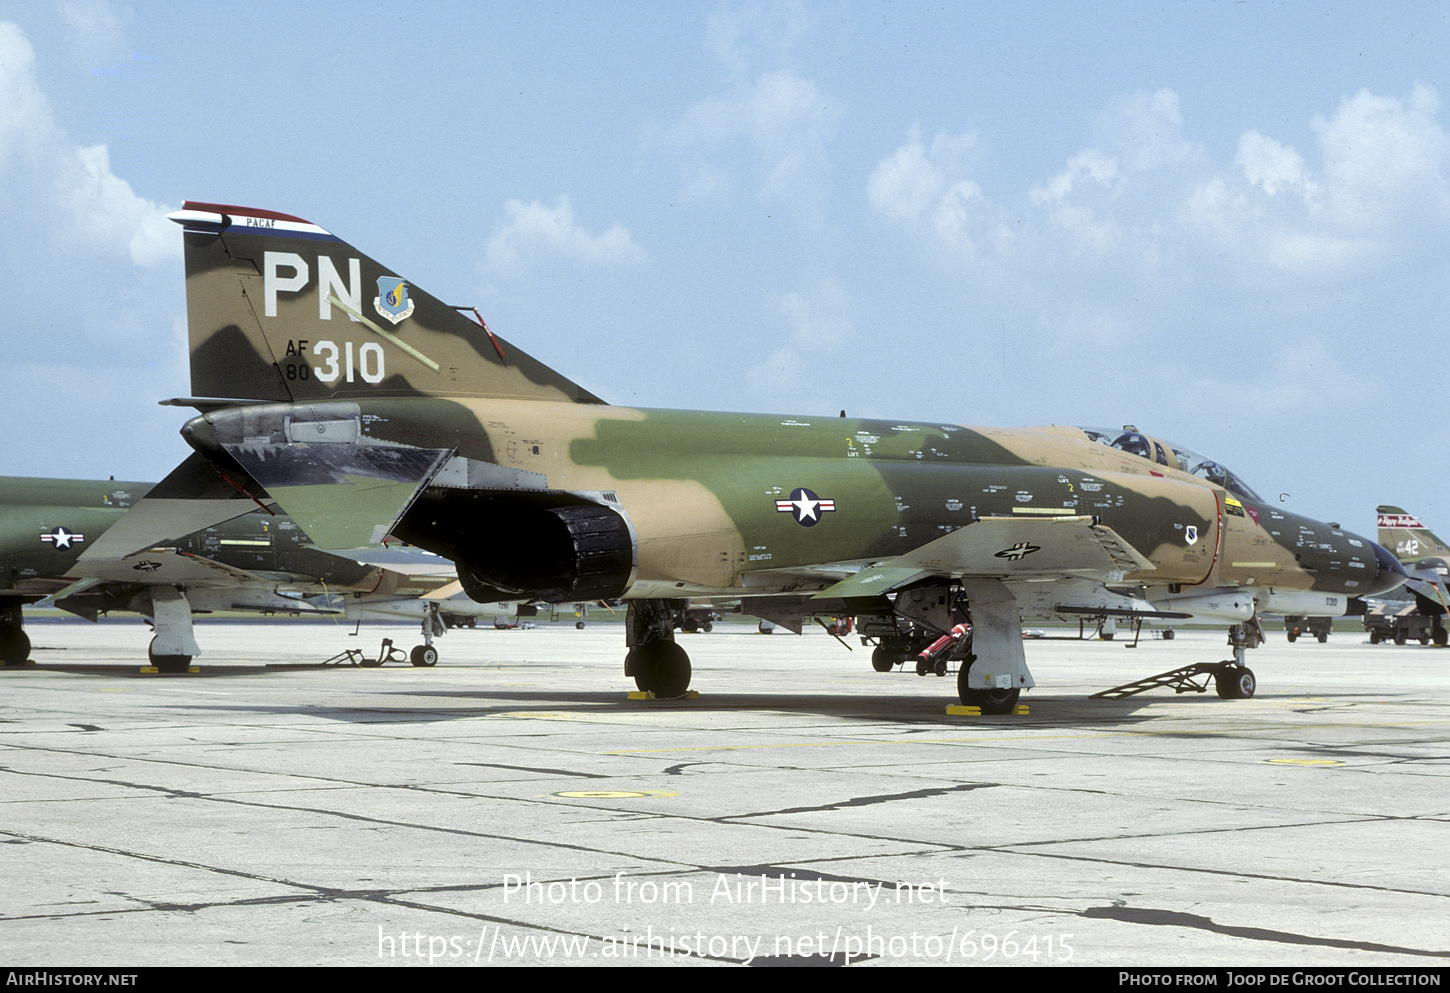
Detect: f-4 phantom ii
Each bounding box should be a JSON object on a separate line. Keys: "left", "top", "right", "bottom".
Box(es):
{"left": 1375, "top": 505, "right": 1450, "bottom": 646}
{"left": 0, "top": 473, "right": 488, "bottom": 670}
{"left": 132, "top": 201, "right": 1406, "bottom": 711}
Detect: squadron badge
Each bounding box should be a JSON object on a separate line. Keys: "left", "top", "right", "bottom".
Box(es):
{"left": 374, "top": 276, "right": 415, "bottom": 325}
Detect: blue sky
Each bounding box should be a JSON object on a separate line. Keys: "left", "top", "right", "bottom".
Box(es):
{"left": 0, "top": 1, "right": 1446, "bottom": 534}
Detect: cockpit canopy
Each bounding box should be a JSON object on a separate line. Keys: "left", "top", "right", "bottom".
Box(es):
{"left": 1080, "top": 426, "right": 1263, "bottom": 502}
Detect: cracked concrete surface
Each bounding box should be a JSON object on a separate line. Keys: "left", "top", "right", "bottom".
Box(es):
{"left": 1, "top": 621, "right": 1446, "bottom": 966}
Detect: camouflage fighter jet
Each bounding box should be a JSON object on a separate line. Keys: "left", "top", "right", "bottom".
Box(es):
{"left": 128, "top": 202, "right": 1405, "bottom": 710}
{"left": 1375, "top": 505, "right": 1450, "bottom": 645}
{"left": 0, "top": 473, "right": 479, "bottom": 670}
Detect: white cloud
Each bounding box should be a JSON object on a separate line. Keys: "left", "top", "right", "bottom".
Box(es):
{"left": 0, "top": 21, "right": 175, "bottom": 267}
{"left": 1314, "top": 84, "right": 1450, "bottom": 229}
{"left": 1187, "top": 86, "right": 1449, "bottom": 277}
{"left": 485, "top": 196, "right": 646, "bottom": 273}
{"left": 1104, "top": 88, "right": 1195, "bottom": 173}
{"left": 868, "top": 129, "right": 992, "bottom": 260}
{"left": 704, "top": 1, "right": 814, "bottom": 83}
{"left": 873, "top": 85, "right": 1450, "bottom": 287}
{"left": 749, "top": 277, "right": 853, "bottom": 394}
{"left": 672, "top": 69, "right": 843, "bottom": 219}
{"left": 1236, "top": 131, "right": 1316, "bottom": 198}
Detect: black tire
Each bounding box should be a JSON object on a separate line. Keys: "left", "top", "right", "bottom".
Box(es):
{"left": 1317, "top": 633, "right": 1328, "bottom": 643}
{"left": 1394, "top": 631, "right": 1407, "bottom": 646}
{"left": 871, "top": 646, "right": 896, "bottom": 672}
{"left": 1162, "top": 629, "right": 1175, "bottom": 641}
{"left": 0, "top": 626, "right": 30, "bottom": 666}
{"left": 1214, "top": 666, "right": 1256, "bottom": 699}
{"left": 1434, "top": 628, "right": 1447, "bottom": 647}
{"left": 702, "top": 622, "right": 713, "bottom": 633}
{"left": 147, "top": 638, "right": 191, "bottom": 674}
{"left": 956, "top": 655, "right": 1019, "bottom": 713}
{"left": 632, "top": 641, "right": 691, "bottom": 698}
{"left": 410, "top": 645, "right": 439, "bottom": 667}
{"left": 576, "top": 621, "right": 586, "bottom": 630}
{"left": 1287, "top": 630, "right": 1298, "bottom": 643}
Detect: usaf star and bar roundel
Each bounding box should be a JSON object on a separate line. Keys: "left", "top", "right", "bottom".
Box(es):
{"left": 776, "top": 487, "right": 836, "bottom": 527}
{"left": 40, "top": 527, "right": 84, "bottom": 550}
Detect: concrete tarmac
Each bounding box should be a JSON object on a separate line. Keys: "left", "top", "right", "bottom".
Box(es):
{"left": 1, "top": 619, "right": 1446, "bottom": 967}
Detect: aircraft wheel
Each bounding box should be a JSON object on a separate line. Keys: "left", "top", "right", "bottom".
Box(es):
{"left": 1434, "top": 629, "right": 1448, "bottom": 647}
{"left": 632, "top": 641, "right": 691, "bottom": 698}
{"left": 576, "top": 621, "right": 586, "bottom": 630}
{"left": 870, "top": 646, "right": 896, "bottom": 672}
{"left": 1162, "top": 629, "right": 1175, "bottom": 641}
{"left": 147, "top": 638, "right": 191, "bottom": 674}
{"left": 1101, "top": 632, "right": 1115, "bottom": 641}
{"left": 957, "top": 656, "right": 1019, "bottom": 713}
{"left": 1214, "top": 666, "right": 1256, "bottom": 699}
{"left": 410, "top": 645, "right": 438, "bottom": 667}
{"left": 1, "top": 627, "right": 30, "bottom": 666}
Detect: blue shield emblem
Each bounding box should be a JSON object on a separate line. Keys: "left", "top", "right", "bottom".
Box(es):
{"left": 374, "top": 276, "right": 415, "bottom": 325}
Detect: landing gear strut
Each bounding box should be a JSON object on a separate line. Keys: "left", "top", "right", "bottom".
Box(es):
{"left": 411, "top": 603, "right": 443, "bottom": 667}
{"left": 625, "top": 599, "right": 691, "bottom": 697}
{"left": 1214, "top": 620, "right": 1262, "bottom": 699}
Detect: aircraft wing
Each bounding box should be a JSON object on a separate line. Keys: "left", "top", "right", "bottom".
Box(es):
{"left": 56, "top": 547, "right": 275, "bottom": 594}
{"left": 811, "top": 515, "right": 1154, "bottom": 600}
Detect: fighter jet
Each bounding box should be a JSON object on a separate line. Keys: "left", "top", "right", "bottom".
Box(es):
{"left": 1375, "top": 505, "right": 1449, "bottom": 645}
{"left": 132, "top": 201, "right": 1405, "bottom": 710}
{"left": 0, "top": 473, "right": 483, "bottom": 670}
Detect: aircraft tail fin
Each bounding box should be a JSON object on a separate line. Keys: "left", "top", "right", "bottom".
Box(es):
{"left": 1376, "top": 505, "right": 1450, "bottom": 562}
{"left": 168, "top": 202, "right": 604, "bottom": 406}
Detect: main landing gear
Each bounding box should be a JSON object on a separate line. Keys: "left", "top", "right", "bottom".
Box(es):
{"left": 870, "top": 581, "right": 1033, "bottom": 714}
{"left": 625, "top": 599, "right": 692, "bottom": 697}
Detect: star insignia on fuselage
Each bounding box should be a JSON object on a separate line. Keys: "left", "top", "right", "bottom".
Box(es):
{"left": 40, "top": 527, "right": 84, "bottom": 550}
{"left": 775, "top": 487, "right": 836, "bottom": 527}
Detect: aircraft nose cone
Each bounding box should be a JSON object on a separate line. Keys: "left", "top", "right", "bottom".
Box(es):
{"left": 1367, "top": 541, "right": 1409, "bottom": 596}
